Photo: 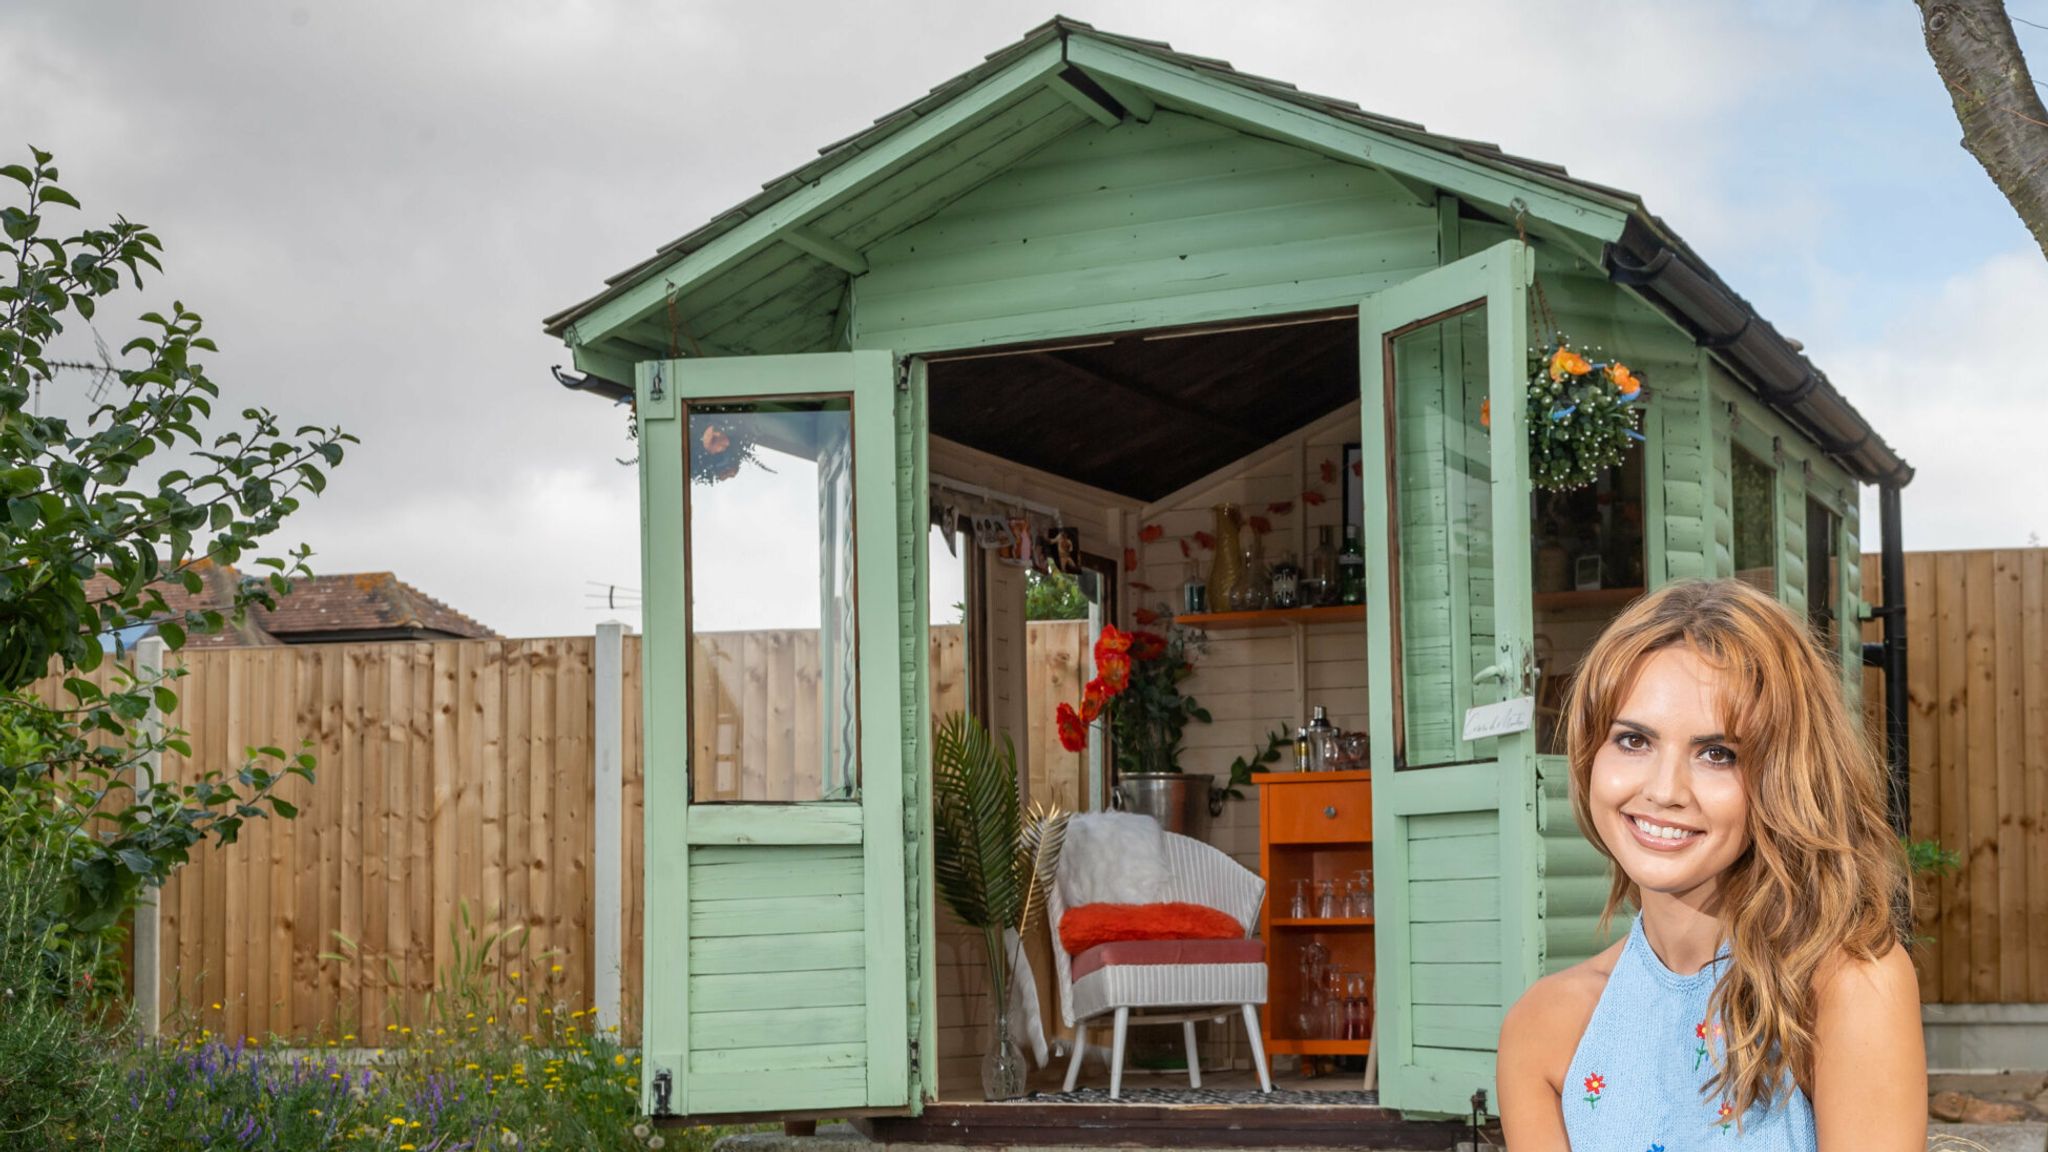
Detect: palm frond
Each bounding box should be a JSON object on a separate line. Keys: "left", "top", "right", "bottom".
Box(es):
{"left": 932, "top": 711, "right": 1023, "bottom": 932}
{"left": 1014, "top": 803, "right": 1069, "bottom": 935}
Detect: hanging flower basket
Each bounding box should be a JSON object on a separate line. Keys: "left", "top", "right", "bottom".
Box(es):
{"left": 689, "top": 408, "right": 767, "bottom": 486}
{"left": 1526, "top": 341, "right": 1645, "bottom": 492}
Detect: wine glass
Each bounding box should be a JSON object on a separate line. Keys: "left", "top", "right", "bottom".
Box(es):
{"left": 1289, "top": 879, "right": 1311, "bottom": 919}
{"left": 1354, "top": 869, "right": 1375, "bottom": 918}
{"left": 1345, "top": 971, "right": 1371, "bottom": 1040}
{"left": 1316, "top": 880, "right": 1338, "bottom": 920}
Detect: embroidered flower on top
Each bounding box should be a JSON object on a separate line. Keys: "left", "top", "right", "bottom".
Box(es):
{"left": 1716, "top": 1100, "right": 1736, "bottom": 1132}
{"left": 1583, "top": 1072, "right": 1606, "bottom": 1108}
{"left": 1695, "top": 1020, "right": 1709, "bottom": 1071}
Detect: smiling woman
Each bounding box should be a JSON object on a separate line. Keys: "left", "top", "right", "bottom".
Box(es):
{"left": 1497, "top": 580, "right": 1924, "bottom": 1151}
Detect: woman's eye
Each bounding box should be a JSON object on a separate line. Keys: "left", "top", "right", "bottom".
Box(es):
{"left": 1699, "top": 745, "right": 1738, "bottom": 766}
{"left": 1613, "top": 732, "right": 1648, "bottom": 752}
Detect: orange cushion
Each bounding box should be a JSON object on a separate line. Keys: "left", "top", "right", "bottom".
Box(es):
{"left": 1058, "top": 902, "right": 1244, "bottom": 956}
{"left": 1070, "top": 938, "right": 1266, "bottom": 980}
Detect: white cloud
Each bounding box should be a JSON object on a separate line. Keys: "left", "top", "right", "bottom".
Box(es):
{"left": 1832, "top": 251, "right": 2048, "bottom": 549}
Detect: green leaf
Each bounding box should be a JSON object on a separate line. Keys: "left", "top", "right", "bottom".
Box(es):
{"left": 157, "top": 621, "right": 185, "bottom": 650}
{"left": 115, "top": 848, "right": 155, "bottom": 875}
{"left": 37, "top": 185, "right": 79, "bottom": 209}
{"left": 270, "top": 797, "right": 298, "bottom": 819}
{"left": 0, "top": 163, "right": 31, "bottom": 186}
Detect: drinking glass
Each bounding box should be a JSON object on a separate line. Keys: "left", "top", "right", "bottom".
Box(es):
{"left": 1354, "top": 869, "right": 1375, "bottom": 918}
{"left": 1323, "top": 966, "right": 1348, "bottom": 1039}
{"left": 1345, "top": 971, "right": 1371, "bottom": 1040}
{"left": 1315, "top": 880, "right": 1337, "bottom": 920}
{"left": 1289, "top": 879, "right": 1310, "bottom": 919}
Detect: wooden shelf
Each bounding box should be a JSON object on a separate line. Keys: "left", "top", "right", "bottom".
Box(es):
{"left": 1177, "top": 604, "right": 1364, "bottom": 630}
{"left": 1271, "top": 917, "right": 1375, "bottom": 928}
{"left": 1252, "top": 768, "right": 1372, "bottom": 785}
{"left": 1532, "top": 585, "right": 1645, "bottom": 612}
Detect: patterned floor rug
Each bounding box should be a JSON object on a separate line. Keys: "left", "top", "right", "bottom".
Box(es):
{"left": 1020, "top": 1087, "right": 1380, "bottom": 1106}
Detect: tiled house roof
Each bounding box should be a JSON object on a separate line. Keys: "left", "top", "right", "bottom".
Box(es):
{"left": 87, "top": 564, "right": 496, "bottom": 648}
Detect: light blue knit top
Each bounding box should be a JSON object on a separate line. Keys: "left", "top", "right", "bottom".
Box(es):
{"left": 1561, "top": 916, "right": 1816, "bottom": 1150}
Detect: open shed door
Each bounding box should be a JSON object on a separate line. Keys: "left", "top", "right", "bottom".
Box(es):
{"left": 636, "top": 351, "right": 924, "bottom": 1120}
{"left": 1361, "top": 241, "right": 1542, "bottom": 1116}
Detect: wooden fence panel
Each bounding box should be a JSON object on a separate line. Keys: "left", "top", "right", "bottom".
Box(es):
{"left": 1863, "top": 548, "right": 2048, "bottom": 1004}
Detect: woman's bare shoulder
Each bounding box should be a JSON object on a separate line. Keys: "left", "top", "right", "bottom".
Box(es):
{"left": 1500, "top": 938, "right": 1626, "bottom": 1084}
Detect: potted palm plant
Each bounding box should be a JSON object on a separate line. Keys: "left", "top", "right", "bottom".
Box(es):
{"left": 931, "top": 712, "right": 1068, "bottom": 1100}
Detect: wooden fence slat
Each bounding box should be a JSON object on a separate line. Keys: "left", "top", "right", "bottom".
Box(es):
{"left": 1963, "top": 551, "right": 1998, "bottom": 1001}
{"left": 1992, "top": 552, "right": 2027, "bottom": 1002}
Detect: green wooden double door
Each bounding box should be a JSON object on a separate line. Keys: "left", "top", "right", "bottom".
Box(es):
{"left": 635, "top": 241, "right": 1539, "bottom": 1120}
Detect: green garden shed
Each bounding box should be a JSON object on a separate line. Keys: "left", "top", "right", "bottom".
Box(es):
{"left": 544, "top": 17, "right": 1912, "bottom": 1130}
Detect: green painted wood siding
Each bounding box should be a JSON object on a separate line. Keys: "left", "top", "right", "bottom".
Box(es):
{"left": 852, "top": 111, "right": 1438, "bottom": 354}
{"left": 1536, "top": 756, "right": 1612, "bottom": 974}
{"left": 686, "top": 845, "right": 870, "bottom": 1113}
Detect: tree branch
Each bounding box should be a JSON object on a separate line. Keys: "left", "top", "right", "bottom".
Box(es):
{"left": 1919, "top": 0, "right": 2048, "bottom": 260}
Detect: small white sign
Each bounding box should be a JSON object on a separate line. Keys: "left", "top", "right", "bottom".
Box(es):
{"left": 1463, "top": 696, "right": 1536, "bottom": 741}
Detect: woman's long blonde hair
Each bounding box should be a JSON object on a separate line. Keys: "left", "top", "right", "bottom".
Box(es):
{"left": 1563, "top": 579, "right": 1907, "bottom": 1116}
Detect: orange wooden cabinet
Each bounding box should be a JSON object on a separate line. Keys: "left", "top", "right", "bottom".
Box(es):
{"left": 1255, "top": 769, "right": 1374, "bottom": 1059}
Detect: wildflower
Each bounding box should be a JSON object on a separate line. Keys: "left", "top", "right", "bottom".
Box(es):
{"left": 387, "top": 1024, "right": 399, "bottom": 1033}
{"left": 550, "top": 964, "right": 563, "bottom": 974}
{"left": 390, "top": 1117, "right": 408, "bottom": 1127}
{"left": 648, "top": 1137, "right": 665, "bottom": 1150}
{"left": 509, "top": 970, "right": 520, "bottom": 980}
{"left": 614, "top": 1054, "right": 628, "bottom": 1066}
{"left": 211, "top": 1002, "right": 222, "bottom": 1011}
{"left": 402, "top": 1146, "right": 416, "bottom": 1151}
{"left": 634, "top": 1123, "right": 653, "bottom": 1139}
{"left": 343, "top": 1033, "right": 356, "bottom": 1041}
{"left": 310, "top": 1109, "right": 323, "bottom": 1118}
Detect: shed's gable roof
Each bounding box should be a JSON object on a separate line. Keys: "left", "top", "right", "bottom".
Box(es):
{"left": 546, "top": 16, "right": 1909, "bottom": 486}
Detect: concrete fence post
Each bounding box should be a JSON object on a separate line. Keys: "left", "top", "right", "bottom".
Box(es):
{"left": 593, "top": 621, "right": 627, "bottom": 1033}
{"left": 132, "top": 636, "right": 167, "bottom": 1037}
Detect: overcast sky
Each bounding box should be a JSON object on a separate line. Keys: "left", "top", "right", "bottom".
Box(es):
{"left": 2, "top": 1, "right": 2040, "bottom": 638}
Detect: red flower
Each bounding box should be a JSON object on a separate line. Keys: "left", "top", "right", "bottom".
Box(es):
{"left": 1193, "top": 530, "right": 1215, "bottom": 550}
{"left": 1133, "top": 607, "right": 1162, "bottom": 626}
{"left": 1056, "top": 703, "right": 1088, "bottom": 753}
{"left": 1127, "top": 582, "right": 1154, "bottom": 593}
{"left": 1096, "top": 651, "right": 1131, "bottom": 694}
{"left": 1266, "top": 500, "right": 1294, "bottom": 516}
{"left": 1178, "top": 539, "right": 1191, "bottom": 558}
{"left": 1138, "top": 524, "right": 1164, "bottom": 543}
{"left": 1695, "top": 1022, "right": 1708, "bottom": 1040}
{"left": 1080, "top": 677, "right": 1111, "bottom": 723}
{"left": 1320, "top": 459, "right": 1337, "bottom": 484}
{"left": 1248, "top": 515, "right": 1272, "bottom": 535}
{"left": 1124, "top": 548, "right": 1137, "bottom": 573}
{"left": 1351, "top": 459, "right": 1362, "bottom": 476}
{"left": 1095, "top": 624, "right": 1133, "bottom": 656}
{"left": 1301, "top": 490, "right": 1326, "bottom": 506}
{"left": 1130, "top": 630, "right": 1168, "bottom": 662}
{"left": 1584, "top": 1073, "right": 1605, "bottom": 1096}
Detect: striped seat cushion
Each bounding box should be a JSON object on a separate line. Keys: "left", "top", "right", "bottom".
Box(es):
{"left": 1069, "top": 937, "right": 1266, "bottom": 980}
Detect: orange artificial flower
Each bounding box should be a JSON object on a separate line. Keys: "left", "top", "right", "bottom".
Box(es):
{"left": 1548, "top": 347, "right": 1593, "bottom": 382}
{"left": 1096, "top": 651, "right": 1132, "bottom": 695}
{"left": 1481, "top": 397, "right": 1491, "bottom": 428}
{"left": 1138, "top": 524, "right": 1164, "bottom": 543}
{"left": 1056, "top": 703, "right": 1089, "bottom": 753}
{"left": 1080, "top": 677, "right": 1112, "bottom": 724}
{"left": 700, "top": 426, "right": 731, "bottom": 454}
{"left": 1129, "top": 630, "right": 1168, "bottom": 662}
{"left": 1608, "top": 362, "right": 1642, "bottom": 396}
{"left": 1094, "top": 625, "right": 1133, "bottom": 657}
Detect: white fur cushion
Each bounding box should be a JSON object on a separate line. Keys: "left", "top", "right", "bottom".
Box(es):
{"left": 1057, "top": 812, "right": 1169, "bottom": 909}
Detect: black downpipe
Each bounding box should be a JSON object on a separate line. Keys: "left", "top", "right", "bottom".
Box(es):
{"left": 552, "top": 364, "right": 634, "bottom": 404}
{"left": 1879, "top": 484, "right": 1909, "bottom": 836}
{"left": 1862, "top": 485, "right": 1910, "bottom": 835}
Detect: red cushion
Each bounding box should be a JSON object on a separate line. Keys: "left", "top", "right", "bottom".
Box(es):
{"left": 1070, "top": 938, "right": 1267, "bottom": 980}
{"left": 1058, "top": 902, "right": 1245, "bottom": 956}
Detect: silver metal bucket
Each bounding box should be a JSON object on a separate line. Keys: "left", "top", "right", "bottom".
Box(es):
{"left": 1113, "top": 772, "right": 1215, "bottom": 841}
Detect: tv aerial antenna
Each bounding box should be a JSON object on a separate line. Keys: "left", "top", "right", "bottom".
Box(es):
{"left": 585, "top": 581, "right": 643, "bottom": 613}
{"left": 37, "top": 327, "right": 124, "bottom": 411}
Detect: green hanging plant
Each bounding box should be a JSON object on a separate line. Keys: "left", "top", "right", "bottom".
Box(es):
{"left": 1527, "top": 340, "right": 1646, "bottom": 492}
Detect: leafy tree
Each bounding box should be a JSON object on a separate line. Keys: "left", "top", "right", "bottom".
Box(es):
{"left": 0, "top": 147, "right": 349, "bottom": 941}
{"left": 1024, "top": 567, "right": 1087, "bottom": 621}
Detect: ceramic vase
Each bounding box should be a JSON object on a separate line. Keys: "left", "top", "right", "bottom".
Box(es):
{"left": 1206, "top": 504, "right": 1243, "bottom": 612}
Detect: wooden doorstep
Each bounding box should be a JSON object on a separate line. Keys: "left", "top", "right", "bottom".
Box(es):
{"left": 856, "top": 1101, "right": 1472, "bottom": 1148}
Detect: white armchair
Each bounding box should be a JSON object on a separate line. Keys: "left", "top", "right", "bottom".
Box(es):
{"left": 1046, "top": 830, "right": 1273, "bottom": 1098}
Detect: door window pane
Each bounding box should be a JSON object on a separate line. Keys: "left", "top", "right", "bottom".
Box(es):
{"left": 1388, "top": 304, "right": 1496, "bottom": 768}
{"left": 1531, "top": 450, "right": 1647, "bottom": 754}
{"left": 1731, "top": 445, "right": 1777, "bottom": 595}
{"left": 1806, "top": 496, "right": 1841, "bottom": 659}
{"left": 687, "top": 397, "right": 858, "bottom": 803}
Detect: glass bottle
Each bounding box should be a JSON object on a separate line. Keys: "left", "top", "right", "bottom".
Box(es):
{"left": 1306, "top": 525, "right": 1338, "bottom": 606}
{"left": 1305, "top": 705, "right": 1335, "bottom": 772}
{"left": 1234, "top": 528, "right": 1266, "bottom": 610}
{"left": 1338, "top": 524, "right": 1367, "bottom": 605}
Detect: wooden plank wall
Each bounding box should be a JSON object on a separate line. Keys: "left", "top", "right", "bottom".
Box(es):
{"left": 32, "top": 622, "right": 1088, "bottom": 1044}
{"left": 1863, "top": 549, "right": 2048, "bottom": 1006}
